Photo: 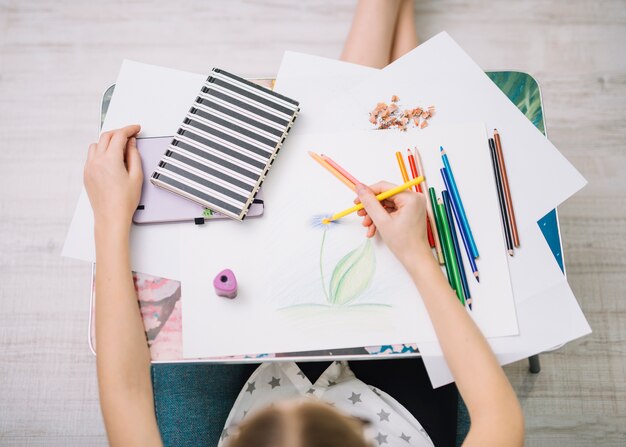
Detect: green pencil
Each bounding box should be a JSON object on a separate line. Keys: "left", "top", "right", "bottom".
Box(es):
{"left": 436, "top": 198, "right": 465, "bottom": 305}
{"left": 429, "top": 187, "right": 452, "bottom": 286}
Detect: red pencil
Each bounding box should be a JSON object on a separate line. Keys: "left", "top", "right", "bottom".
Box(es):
{"left": 407, "top": 150, "right": 423, "bottom": 193}
{"left": 408, "top": 149, "right": 436, "bottom": 248}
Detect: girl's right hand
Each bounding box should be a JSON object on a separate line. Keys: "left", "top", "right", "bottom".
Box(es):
{"left": 355, "top": 182, "right": 431, "bottom": 268}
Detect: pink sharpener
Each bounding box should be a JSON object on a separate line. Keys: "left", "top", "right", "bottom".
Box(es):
{"left": 214, "top": 269, "right": 237, "bottom": 299}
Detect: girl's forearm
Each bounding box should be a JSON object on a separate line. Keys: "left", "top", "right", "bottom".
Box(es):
{"left": 407, "top": 246, "right": 524, "bottom": 446}
{"left": 95, "top": 226, "right": 151, "bottom": 383}
{"left": 94, "top": 227, "right": 161, "bottom": 446}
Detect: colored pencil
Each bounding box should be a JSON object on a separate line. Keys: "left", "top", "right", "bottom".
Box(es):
{"left": 440, "top": 146, "right": 479, "bottom": 259}
{"left": 308, "top": 151, "right": 356, "bottom": 191}
{"left": 407, "top": 149, "right": 436, "bottom": 249}
{"left": 441, "top": 167, "right": 480, "bottom": 281}
{"left": 489, "top": 138, "right": 514, "bottom": 256}
{"left": 324, "top": 176, "right": 424, "bottom": 223}
{"left": 417, "top": 149, "right": 445, "bottom": 265}
{"left": 320, "top": 154, "right": 360, "bottom": 186}
{"left": 429, "top": 187, "right": 452, "bottom": 284}
{"left": 395, "top": 151, "right": 410, "bottom": 183}
{"left": 443, "top": 190, "right": 472, "bottom": 309}
{"left": 436, "top": 198, "right": 465, "bottom": 305}
{"left": 493, "top": 129, "right": 520, "bottom": 247}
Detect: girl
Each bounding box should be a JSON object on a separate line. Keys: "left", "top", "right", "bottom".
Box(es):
{"left": 85, "top": 1, "right": 524, "bottom": 446}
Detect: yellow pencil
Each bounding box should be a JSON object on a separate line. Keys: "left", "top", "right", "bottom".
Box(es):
{"left": 308, "top": 151, "right": 356, "bottom": 191}
{"left": 396, "top": 151, "right": 410, "bottom": 183}
{"left": 323, "top": 176, "right": 425, "bottom": 224}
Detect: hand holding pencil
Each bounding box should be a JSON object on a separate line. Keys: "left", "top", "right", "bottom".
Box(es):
{"left": 308, "top": 150, "right": 432, "bottom": 267}
{"left": 355, "top": 182, "right": 432, "bottom": 267}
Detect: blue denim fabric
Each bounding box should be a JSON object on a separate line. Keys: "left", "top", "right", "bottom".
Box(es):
{"left": 456, "top": 397, "right": 470, "bottom": 446}
{"left": 152, "top": 363, "right": 257, "bottom": 447}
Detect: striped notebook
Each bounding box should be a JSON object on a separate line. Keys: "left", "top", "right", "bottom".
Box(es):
{"left": 151, "top": 68, "right": 299, "bottom": 221}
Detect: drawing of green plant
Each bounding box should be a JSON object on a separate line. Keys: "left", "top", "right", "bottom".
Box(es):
{"left": 277, "top": 216, "right": 391, "bottom": 318}
{"left": 323, "top": 229, "right": 376, "bottom": 305}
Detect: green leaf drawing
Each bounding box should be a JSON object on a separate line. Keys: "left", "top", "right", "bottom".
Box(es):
{"left": 328, "top": 239, "right": 375, "bottom": 305}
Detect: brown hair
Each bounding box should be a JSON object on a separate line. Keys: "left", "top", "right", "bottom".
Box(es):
{"left": 227, "top": 400, "right": 371, "bottom": 447}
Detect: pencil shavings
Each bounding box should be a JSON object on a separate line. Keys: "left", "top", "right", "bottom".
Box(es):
{"left": 369, "top": 97, "right": 435, "bottom": 131}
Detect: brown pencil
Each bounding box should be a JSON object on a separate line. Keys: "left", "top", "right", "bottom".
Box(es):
{"left": 493, "top": 129, "right": 520, "bottom": 247}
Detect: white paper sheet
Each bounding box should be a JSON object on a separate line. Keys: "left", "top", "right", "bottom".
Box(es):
{"left": 102, "top": 60, "right": 207, "bottom": 137}
{"left": 273, "top": 52, "right": 377, "bottom": 135}
{"left": 330, "top": 32, "right": 587, "bottom": 222}
{"left": 181, "top": 123, "right": 518, "bottom": 359}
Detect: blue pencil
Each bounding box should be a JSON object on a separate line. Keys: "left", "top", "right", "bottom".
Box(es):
{"left": 442, "top": 190, "right": 472, "bottom": 309}
{"left": 440, "top": 147, "right": 479, "bottom": 259}
{"left": 441, "top": 167, "right": 480, "bottom": 281}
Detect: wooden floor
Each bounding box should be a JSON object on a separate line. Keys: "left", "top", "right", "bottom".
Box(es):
{"left": 1, "top": 0, "right": 624, "bottom": 445}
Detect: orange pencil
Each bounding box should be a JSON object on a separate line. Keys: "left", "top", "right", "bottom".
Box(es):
{"left": 308, "top": 151, "right": 356, "bottom": 191}
{"left": 414, "top": 147, "right": 445, "bottom": 265}
{"left": 395, "top": 151, "right": 410, "bottom": 183}
{"left": 408, "top": 149, "right": 436, "bottom": 248}
{"left": 320, "top": 154, "right": 360, "bottom": 186}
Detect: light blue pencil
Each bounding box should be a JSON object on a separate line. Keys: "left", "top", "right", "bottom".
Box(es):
{"left": 440, "top": 146, "right": 479, "bottom": 259}
{"left": 441, "top": 168, "right": 480, "bottom": 281}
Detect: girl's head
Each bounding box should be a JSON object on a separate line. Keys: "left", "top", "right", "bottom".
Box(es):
{"left": 227, "top": 399, "right": 372, "bottom": 447}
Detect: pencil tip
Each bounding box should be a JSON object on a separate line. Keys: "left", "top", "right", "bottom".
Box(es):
{"left": 508, "top": 249, "right": 514, "bottom": 256}
{"left": 474, "top": 272, "right": 480, "bottom": 282}
{"left": 494, "top": 128, "right": 499, "bottom": 133}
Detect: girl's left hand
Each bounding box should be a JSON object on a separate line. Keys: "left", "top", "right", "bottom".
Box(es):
{"left": 83, "top": 125, "right": 143, "bottom": 233}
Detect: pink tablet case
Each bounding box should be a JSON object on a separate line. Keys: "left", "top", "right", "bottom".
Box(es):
{"left": 133, "top": 137, "right": 264, "bottom": 224}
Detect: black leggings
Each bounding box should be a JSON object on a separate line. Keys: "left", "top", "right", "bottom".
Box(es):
{"left": 298, "top": 358, "right": 458, "bottom": 447}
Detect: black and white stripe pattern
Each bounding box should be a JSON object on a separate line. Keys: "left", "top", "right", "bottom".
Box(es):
{"left": 151, "top": 68, "right": 299, "bottom": 220}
